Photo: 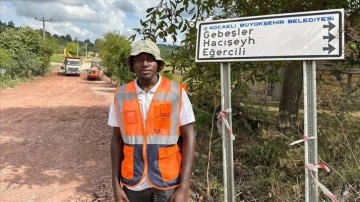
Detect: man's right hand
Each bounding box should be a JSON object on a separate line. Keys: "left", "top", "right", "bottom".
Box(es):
{"left": 111, "top": 128, "right": 128, "bottom": 201}
{"left": 113, "top": 186, "right": 130, "bottom": 202}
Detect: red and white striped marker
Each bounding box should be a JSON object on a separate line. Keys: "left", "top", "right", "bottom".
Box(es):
{"left": 217, "top": 109, "right": 235, "bottom": 141}
{"left": 305, "top": 163, "right": 337, "bottom": 202}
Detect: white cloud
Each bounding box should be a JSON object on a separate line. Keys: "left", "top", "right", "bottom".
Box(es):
{"left": 113, "top": 0, "right": 137, "bottom": 13}
{"left": 0, "top": 0, "right": 162, "bottom": 43}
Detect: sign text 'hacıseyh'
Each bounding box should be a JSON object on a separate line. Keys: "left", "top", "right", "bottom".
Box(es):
{"left": 195, "top": 9, "right": 344, "bottom": 62}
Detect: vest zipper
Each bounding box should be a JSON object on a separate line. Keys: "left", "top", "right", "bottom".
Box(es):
{"left": 139, "top": 96, "right": 148, "bottom": 184}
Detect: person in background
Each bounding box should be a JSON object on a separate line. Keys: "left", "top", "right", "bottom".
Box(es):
{"left": 108, "top": 39, "right": 196, "bottom": 202}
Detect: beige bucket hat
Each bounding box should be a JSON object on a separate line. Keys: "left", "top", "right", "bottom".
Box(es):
{"left": 128, "top": 39, "right": 165, "bottom": 72}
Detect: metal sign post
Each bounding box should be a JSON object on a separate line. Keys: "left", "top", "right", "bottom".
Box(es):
{"left": 220, "top": 62, "right": 235, "bottom": 202}
{"left": 303, "top": 61, "right": 318, "bottom": 202}
{"left": 194, "top": 9, "right": 344, "bottom": 201}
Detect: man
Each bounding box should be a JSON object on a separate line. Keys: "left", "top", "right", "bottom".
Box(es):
{"left": 108, "top": 39, "right": 196, "bottom": 202}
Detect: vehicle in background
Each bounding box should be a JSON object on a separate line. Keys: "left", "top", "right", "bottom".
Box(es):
{"left": 60, "top": 48, "right": 81, "bottom": 76}
{"left": 86, "top": 61, "right": 103, "bottom": 80}
{"left": 62, "top": 56, "right": 81, "bottom": 76}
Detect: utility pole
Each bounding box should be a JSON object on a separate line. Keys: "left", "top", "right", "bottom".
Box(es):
{"left": 34, "top": 17, "right": 52, "bottom": 41}
{"left": 76, "top": 37, "right": 79, "bottom": 57}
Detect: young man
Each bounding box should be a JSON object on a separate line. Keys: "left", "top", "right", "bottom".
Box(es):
{"left": 108, "top": 39, "right": 196, "bottom": 202}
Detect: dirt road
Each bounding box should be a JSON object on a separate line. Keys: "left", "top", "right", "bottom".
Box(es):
{"left": 0, "top": 63, "right": 116, "bottom": 202}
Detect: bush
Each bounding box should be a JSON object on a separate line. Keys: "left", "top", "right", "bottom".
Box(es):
{"left": 191, "top": 95, "right": 360, "bottom": 201}
{"left": 0, "top": 74, "right": 31, "bottom": 90}
{"left": 0, "top": 26, "right": 56, "bottom": 84}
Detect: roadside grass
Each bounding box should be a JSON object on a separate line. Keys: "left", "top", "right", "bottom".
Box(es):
{"left": 1, "top": 54, "right": 67, "bottom": 90}
{"left": 191, "top": 98, "right": 360, "bottom": 201}
{"left": 0, "top": 57, "right": 61, "bottom": 90}
{"left": 50, "top": 54, "right": 64, "bottom": 63}
{"left": 0, "top": 75, "right": 32, "bottom": 90}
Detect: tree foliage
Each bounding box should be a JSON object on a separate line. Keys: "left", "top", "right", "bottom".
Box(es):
{"left": 65, "top": 34, "right": 72, "bottom": 42}
{"left": 0, "top": 26, "right": 56, "bottom": 78}
{"left": 98, "top": 31, "right": 133, "bottom": 85}
{"left": 132, "top": 0, "right": 360, "bottom": 124}
{"left": 39, "top": 38, "right": 58, "bottom": 75}
{"left": 0, "top": 26, "right": 42, "bottom": 58}
{"left": 132, "top": 2, "right": 360, "bottom": 200}
{"left": 0, "top": 19, "right": 98, "bottom": 81}
{"left": 66, "top": 42, "right": 78, "bottom": 56}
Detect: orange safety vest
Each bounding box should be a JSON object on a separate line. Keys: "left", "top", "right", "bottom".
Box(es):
{"left": 114, "top": 76, "right": 183, "bottom": 189}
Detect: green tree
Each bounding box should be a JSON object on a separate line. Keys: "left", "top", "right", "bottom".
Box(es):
{"left": 0, "top": 26, "right": 42, "bottom": 57}
{"left": 0, "top": 25, "right": 57, "bottom": 77}
{"left": 94, "top": 38, "right": 104, "bottom": 54}
{"left": 16, "top": 49, "right": 42, "bottom": 77}
{"left": 7, "top": 21, "right": 15, "bottom": 28}
{"left": 39, "top": 37, "right": 58, "bottom": 75}
{"left": 0, "top": 26, "right": 47, "bottom": 77}
{"left": 60, "top": 35, "right": 66, "bottom": 41}
{"left": 0, "top": 47, "right": 16, "bottom": 76}
{"left": 66, "top": 42, "right": 77, "bottom": 56}
{"left": 98, "top": 31, "right": 133, "bottom": 84}
{"left": 132, "top": 0, "right": 360, "bottom": 126}
{"left": 65, "top": 34, "right": 72, "bottom": 42}
{"left": 52, "top": 34, "right": 60, "bottom": 40}
{"left": 131, "top": 2, "right": 360, "bottom": 201}
{"left": 0, "top": 20, "right": 7, "bottom": 32}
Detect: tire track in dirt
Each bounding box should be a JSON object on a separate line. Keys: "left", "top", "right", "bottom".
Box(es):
{"left": 0, "top": 67, "right": 116, "bottom": 202}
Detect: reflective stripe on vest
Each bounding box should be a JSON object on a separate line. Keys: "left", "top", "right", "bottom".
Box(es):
{"left": 115, "top": 76, "right": 182, "bottom": 189}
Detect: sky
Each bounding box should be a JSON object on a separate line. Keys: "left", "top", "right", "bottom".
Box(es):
{"left": 0, "top": 0, "right": 170, "bottom": 43}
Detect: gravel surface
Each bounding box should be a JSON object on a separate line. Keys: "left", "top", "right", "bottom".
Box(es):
{"left": 0, "top": 63, "right": 116, "bottom": 202}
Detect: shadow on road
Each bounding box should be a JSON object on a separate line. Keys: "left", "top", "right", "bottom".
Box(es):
{"left": 0, "top": 105, "right": 113, "bottom": 200}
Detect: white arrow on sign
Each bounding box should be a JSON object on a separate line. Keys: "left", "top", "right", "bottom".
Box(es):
{"left": 195, "top": 9, "right": 344, "bottom": 62}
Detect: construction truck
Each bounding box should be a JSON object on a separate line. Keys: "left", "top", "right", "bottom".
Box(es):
{"left": 61, "top": 48, "right": 81, "bottom": 76}
{"left": 87, "top": 61, "right": 103, "bottom": 81}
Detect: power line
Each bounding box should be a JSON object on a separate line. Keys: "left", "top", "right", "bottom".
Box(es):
{"left": 34, "top": 17, "right": 52, "bottom": 41}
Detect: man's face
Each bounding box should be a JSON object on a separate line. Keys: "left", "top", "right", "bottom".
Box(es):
{"left": 133, "top": 53, "right": 159, "bottom": 81}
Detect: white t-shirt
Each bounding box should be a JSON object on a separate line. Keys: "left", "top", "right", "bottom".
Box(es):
{"left": 107, "top": 76, "right": 195, "bottom": 191}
